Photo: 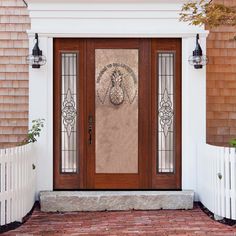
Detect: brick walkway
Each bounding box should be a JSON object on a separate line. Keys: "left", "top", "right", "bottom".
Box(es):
{"left": 3, "top": 205, "right": 236, "bottom": 235}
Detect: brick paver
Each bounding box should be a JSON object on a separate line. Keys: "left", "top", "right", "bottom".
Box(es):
{"left": 3, "top": 204, "right": 236, "bottom": 235}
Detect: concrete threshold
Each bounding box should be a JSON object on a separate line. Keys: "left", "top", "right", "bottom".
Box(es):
{"left": 40, "top": 190, "right": 194, "bottom": 212}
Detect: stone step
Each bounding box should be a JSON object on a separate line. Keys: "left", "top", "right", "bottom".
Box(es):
{"left": 40, "top": 190, "right": 194, "bottom": 212}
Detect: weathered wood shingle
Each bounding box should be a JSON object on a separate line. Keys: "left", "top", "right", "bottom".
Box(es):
{"left": 206, "top": 0, "right": 236, "bottom": 145}
{"left": 0, "top": 0, "right": 30, "bottom": 148}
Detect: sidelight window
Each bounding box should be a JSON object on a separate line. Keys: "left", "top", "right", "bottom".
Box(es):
{"left": 157, "top": 52, "right": 175, "bottom": 173}
{"left": 61, "top": 53, "right": 78, "bottom": 173}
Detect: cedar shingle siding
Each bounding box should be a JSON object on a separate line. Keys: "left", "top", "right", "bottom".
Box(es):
{"left": 207, "top": 0, "right": 236, "bottom": 145}
{"left": 0, "top": 0, "right": 30, "bottom": 148}
{"left": 0, "top": 0, "right": 236, "bottom": 147}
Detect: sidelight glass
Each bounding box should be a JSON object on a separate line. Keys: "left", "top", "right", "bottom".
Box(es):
{"left": 61, "top": 53, "right": 78, "bottom": 173}
{"left": 157, "top": 52, "right": 175, "bottom": 173}
{"left": 95, "top": 49, "right": 139, "bottom": 173}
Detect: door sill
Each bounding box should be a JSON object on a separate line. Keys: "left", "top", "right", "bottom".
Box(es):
{"left": 40, "top": 190, "right": 194, "bottom": 212}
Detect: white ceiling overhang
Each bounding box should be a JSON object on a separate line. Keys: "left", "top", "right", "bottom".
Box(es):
{"left": 26, "top": 0, "right": 208, "bottom": 38}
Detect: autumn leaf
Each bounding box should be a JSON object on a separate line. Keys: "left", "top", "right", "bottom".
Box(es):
{"left": 180, "top": 0, "right": 236, "bottom": 28}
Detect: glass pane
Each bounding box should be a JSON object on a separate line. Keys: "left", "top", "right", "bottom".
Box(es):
{"left": 157, "top": 52, "right": 175, "bottom": 173}
{"left": 61, "top": 53, "right": 78, "bottom": 173}
{"left": 95, "top": 49, "right": 138, "bottom": 173}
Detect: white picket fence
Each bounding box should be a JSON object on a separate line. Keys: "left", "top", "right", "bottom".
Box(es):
{"left": 198, "top": 143, "right": 236, "bottom": 220}
{"left": 0, "top": 141, "right": 235, "bottom": 226}
{"left": 0, "top": 144, "right": 36, "bottom": 226}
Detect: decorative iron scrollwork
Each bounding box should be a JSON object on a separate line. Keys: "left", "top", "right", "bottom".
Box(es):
{"left": 62, "top": 88, "right": 76, "bottom": 137}
{"left": 158, "top": 88, "right": 174, "bottom": 137}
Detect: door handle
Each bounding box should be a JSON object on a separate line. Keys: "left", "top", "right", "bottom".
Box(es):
{"left": 88, "top": 114, "right": 93, "bottom": 144}
{"left": 88, "top": 127, "right": 92, "bottom": 144}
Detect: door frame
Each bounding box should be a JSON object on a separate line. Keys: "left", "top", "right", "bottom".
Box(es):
{"left": 53, "top": 38, "right": 182, "bottom": 190}
{"left": 151, "top": 38, "right": 182, "bottom": 189}
{"left": 86, "top": 38, "right": 151, "bottom": 189}
{"left": 53, "top": 39, "right": 87, "bottom": 189}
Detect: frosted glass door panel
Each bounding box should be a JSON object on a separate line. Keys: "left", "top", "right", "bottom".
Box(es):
{"left": 95, "top": 49, "right": 139, "bottom": 173}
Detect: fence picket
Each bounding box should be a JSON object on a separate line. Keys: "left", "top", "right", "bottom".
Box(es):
{"left": 213, "top": 147, "right": 217, "bottom": 216}
{"left": 6, "top": 149, "right": 11, "bottom": 224}
{"left": 216, "top": 148, "right": 221, "bottom": 217}
{"left": 224, "top": 148, "right": 230, "bottom": 219}
{"left": 221, "top": 148, "right": 225, "bottom": 217}
{"left": 1, "top": 151, "right": 6, "bottom": 226}
{"left": 230, "top": 148, "right": 236, "bottom": 219}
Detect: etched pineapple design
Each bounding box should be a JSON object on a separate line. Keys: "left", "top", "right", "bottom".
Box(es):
{"left": 109, "top": 69, "right": 124, "bottom": 105}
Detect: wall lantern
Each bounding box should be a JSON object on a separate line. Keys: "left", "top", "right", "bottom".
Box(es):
{"left": 26, "top": 33, "right": 46, "bottom": 69}
{"left": 188, "top": 34, "right": 208, "bottom": 69}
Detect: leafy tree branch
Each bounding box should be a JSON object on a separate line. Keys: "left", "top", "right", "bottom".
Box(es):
{"left": 180, "top": 0, "right": 236, "bottom": 28}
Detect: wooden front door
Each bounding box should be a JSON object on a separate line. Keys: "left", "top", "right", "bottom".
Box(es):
{"left": 53, "top": 38, "right": 181, "bottom": 190}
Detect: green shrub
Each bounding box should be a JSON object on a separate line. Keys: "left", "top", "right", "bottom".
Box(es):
{"left": 23, "top": 119, "right": 45, "bottom": 144}
{"left": 229, "top": 139, "right": 236, "bottom": 147}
